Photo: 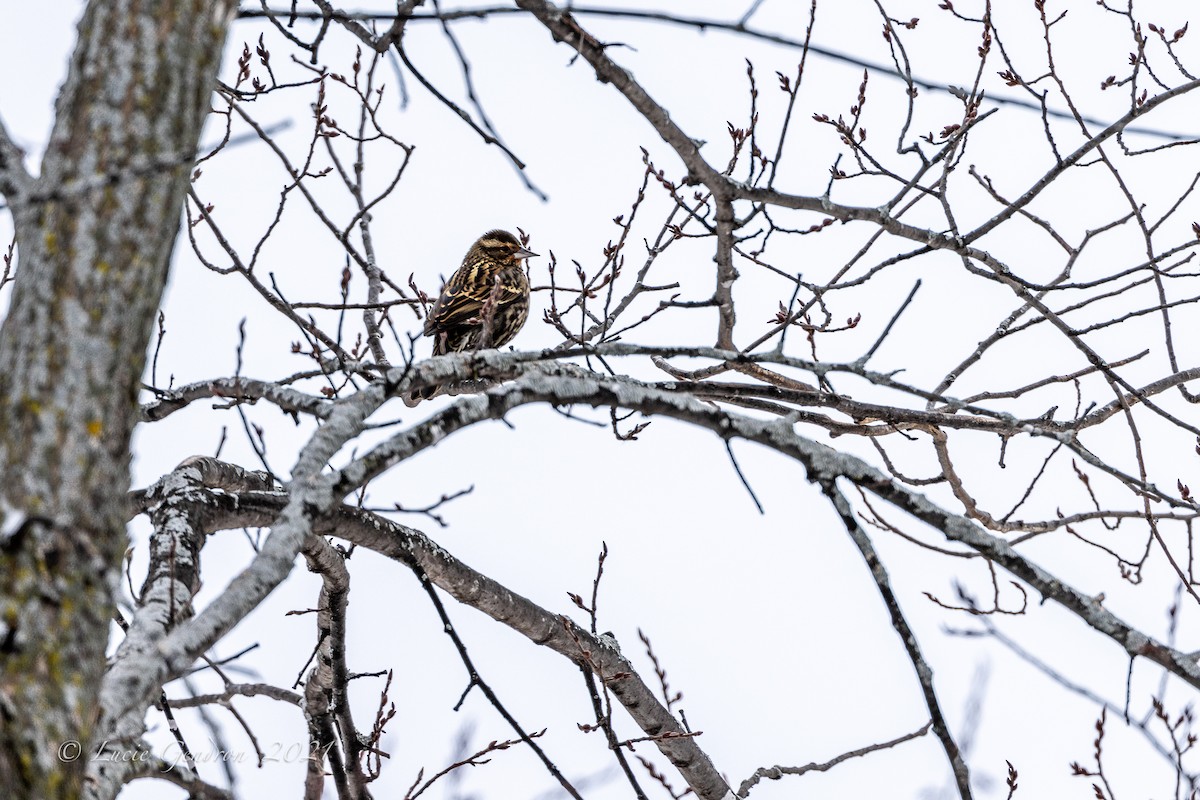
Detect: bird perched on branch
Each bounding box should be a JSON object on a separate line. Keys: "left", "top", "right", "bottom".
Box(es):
{"left": 406, "top": 229, "right": 537, "bottom": 404}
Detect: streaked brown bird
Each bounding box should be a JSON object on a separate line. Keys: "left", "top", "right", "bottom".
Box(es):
{"left": 406, "top": 229, "right": 537, "bottom": 404}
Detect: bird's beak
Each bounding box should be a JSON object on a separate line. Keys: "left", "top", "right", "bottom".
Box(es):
{"left": 515, "top": 245, "right": 538, "bottom": 260}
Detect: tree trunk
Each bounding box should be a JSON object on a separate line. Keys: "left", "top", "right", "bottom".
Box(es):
{"left": 0, "top": 1, "right": 233, "bottom": 796}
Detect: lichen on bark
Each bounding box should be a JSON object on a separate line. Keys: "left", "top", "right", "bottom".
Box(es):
{"left": 0, "top": 2, "right": 235, "bottom": 796}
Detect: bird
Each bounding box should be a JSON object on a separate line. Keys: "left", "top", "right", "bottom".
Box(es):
{"left": 406, "top": 229, "right": 537, "bottom": 404}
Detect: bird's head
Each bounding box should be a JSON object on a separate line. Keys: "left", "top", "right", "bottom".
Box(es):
{"left": 474, "top": 229, "right": 538, "bottom": 263}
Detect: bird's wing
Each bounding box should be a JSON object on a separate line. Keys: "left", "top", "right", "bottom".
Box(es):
{"left": 424, "top": 265, "right": 493, "bottom": 335}
{"left": 424, "top": 266, "right": 524, "bottom": 334}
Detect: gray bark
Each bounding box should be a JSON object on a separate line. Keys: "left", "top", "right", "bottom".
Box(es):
{"left": 0, "top": 2, "right": 234, "bottom": 796}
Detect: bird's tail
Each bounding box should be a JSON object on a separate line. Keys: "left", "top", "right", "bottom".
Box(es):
{"left": 403, "top": 334, "right": 449, "bottom": 406}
